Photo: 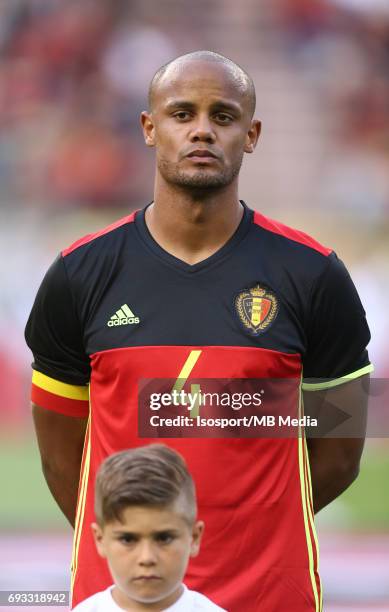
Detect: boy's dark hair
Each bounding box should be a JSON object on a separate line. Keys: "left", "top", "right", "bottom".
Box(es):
{"left": 95, "top": 444, "right": 196, "bottom": 526}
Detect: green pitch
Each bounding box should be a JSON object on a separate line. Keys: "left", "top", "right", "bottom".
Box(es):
{"left": 0, "top": 435, "right": 68, "bottom": 529}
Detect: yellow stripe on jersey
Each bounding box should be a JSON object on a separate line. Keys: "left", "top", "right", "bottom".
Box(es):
{"left": 70, "top": 416, "right": 92, "bottom": 598}
{"left": 298, "top": 383, "right": 321, "bottom": 612}
{"left": 302, "top": 363, "right": 373, "bottom": 392}
{"left": 32, "top": 371, "right": 89, "bottom": 401}
{"left": 300, "top": 396, "right": 319, "bottom": 558}
{"left": 303, "top": 436, "right": 323, "bottom": 611}
{"left": 171, "top": 350, "right": 202, "bottom": 393}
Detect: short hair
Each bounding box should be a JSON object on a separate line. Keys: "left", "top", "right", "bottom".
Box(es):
{"left": 148, "top": 50, "right": 256, "bottom": 117}
{"left": 94, "top": 444, "right": 197, "bottom": 526}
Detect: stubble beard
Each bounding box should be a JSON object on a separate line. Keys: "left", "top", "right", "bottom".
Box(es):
{"left": 157, "top": 154, "right": 243, "bottom": 191}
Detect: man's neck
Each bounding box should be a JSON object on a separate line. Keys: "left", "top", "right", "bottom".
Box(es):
{"left": 145, "top": 179, "right": 244, "bottom": 266}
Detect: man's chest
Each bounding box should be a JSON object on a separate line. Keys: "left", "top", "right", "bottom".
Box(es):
{"left": 79, "top": 254, "right": 307, "bottom": 359}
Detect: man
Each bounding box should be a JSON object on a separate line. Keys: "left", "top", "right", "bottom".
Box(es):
{"left": 25, "top": 51, "right": 372, "bottom": 612}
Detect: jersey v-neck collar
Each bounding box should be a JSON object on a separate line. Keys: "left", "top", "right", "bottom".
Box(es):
{"left": 134, "top": 200, "right": 253, "bottom": 274}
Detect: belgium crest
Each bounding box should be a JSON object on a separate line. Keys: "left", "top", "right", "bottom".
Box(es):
{"left": 235, "top": 284, "right": 278, "bottom": 336}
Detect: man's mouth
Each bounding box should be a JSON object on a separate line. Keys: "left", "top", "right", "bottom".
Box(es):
{"left": 186, "top": 149, "right": 217, "bottom": 160}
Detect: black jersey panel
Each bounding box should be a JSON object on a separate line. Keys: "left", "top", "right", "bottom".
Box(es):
{"left": 25, "top": 255, "right": 91, "bottom": 385}
{"left": 248, "top": 220, "right": 371, "bottom": 380}
{"left": 25, "top": 204, "right": 372, "bottom": 386}
{"left": 302, "top": 252, "right": 371, "bottom": 379}
{"left": 61, "top": 219, "right": 309, "bottom": 357}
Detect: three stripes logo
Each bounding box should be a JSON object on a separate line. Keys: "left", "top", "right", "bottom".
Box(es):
{"left": 107, "top": 304, "right": 140, "bottom": 327}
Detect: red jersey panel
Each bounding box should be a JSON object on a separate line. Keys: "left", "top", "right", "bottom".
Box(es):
{"left": 71, "top": 345, "right": 319, "bottom": 612}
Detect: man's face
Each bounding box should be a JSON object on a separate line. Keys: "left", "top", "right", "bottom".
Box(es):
{"left": 141, "top": 61, "right": 260, "bottom": 190}
{"left": 92, "top": 501, "right": 203, "bottom": 608}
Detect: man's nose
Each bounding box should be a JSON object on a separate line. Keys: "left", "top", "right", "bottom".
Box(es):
{"left": 189, "top": 115, "right": 216, "bottom": 143}
{"left": 137, "top": 540, "right": 158, "bottom": 566}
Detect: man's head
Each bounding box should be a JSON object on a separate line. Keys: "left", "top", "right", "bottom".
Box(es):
{"left": 141, "top": 51, "right": 261, "bottom": 192}
{"left": 92, "top": 444, "right": 204, "bottom": 608}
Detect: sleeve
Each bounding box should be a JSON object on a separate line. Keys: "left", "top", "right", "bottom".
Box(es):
{"left": 25, "top": 254, "right": 90, "bottom": 416}
{"left": 302, "top": 252, "right": 373, "bottom": 391}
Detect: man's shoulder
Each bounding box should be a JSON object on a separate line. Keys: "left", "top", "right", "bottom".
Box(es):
{"left": 61, "top": 210, "right": 138, "bottom": 259}
{"left": 251, "top": 209, "right": 332, "bottom": 258}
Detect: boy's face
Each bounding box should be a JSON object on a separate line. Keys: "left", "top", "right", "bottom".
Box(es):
{"left": 92, "top": 498, "right": 204, "bottom": 609}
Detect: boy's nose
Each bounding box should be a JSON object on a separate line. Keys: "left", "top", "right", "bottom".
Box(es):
{"left": 137, "top": 541, "right": 158, "bottom": 566}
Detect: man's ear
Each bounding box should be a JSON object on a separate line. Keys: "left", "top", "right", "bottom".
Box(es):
{"left": 140, "top": 111, "right": 156, "bottom": 147}
{"left": 91, "top": 522, "right": 107, "bottom": 559}
{"left": 244, "top": 119, "right": 261, "bottom": 154}
{"left": 190, "top": 520, "right": 205, "bottom": 558}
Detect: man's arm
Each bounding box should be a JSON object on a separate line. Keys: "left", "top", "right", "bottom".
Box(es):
{"left": 32, "top": 404, "right": 88, "bottom": 527}
{"left": 304, "top": 375, "right": 369, "bottom": 513}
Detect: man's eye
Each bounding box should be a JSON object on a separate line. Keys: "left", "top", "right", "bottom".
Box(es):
{"left": 173, "top": 111, "right": 191, "bottom": 120}
{"left": 215, "top": 113, "right": 232, "bottom": 123}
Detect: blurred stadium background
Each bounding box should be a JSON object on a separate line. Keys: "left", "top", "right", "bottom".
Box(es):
{"left": 0, "top": 0, "right": 388, "bottom": 610}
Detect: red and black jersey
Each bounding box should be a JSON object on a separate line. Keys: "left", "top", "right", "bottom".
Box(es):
{"left": 25, "top": 202, "right": 372, "bottom": 612}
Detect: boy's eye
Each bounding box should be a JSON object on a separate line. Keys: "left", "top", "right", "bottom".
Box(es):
{"left": 155, "top": 532, "right": 175, "bottom": 544}
{"left": 119, "top": 534, "right": 137, "bottom": 544}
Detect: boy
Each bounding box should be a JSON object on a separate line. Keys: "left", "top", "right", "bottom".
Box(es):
{"left": 73, "top": 444, "right": 226, "bottom": 611}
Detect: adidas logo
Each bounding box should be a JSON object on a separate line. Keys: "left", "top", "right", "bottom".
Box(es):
{"left": 107, "top": 304, "right": 140, "bottom": 327}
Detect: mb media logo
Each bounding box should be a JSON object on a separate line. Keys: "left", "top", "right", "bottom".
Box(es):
{"left": 108, "top": 304, "right": 140, "bottom": 327}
